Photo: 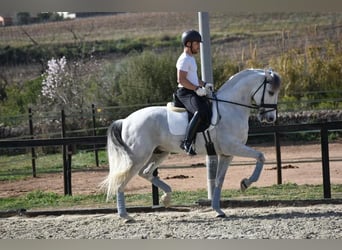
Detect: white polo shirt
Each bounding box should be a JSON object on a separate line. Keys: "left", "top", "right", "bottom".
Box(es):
{"left": 176, "top": 52, "right": 199, "bottom": 88}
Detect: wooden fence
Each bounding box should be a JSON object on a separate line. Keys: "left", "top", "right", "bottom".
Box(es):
{"left": 0, "top": 121, "right": 341, "bottom": 203}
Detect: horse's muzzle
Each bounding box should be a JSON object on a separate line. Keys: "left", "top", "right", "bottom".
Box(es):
{"left": 258, "top": 109, "right": 276, "bottom": 124}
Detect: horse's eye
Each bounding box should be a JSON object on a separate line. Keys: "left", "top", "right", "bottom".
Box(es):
{"left": 268, "top": 91, "right": 274, "bottom": 96}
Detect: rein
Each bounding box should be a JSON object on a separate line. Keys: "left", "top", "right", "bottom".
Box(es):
{"left": 208, "top": 77, "right": 278, "bottom": 125}
{"left": 208, "top": 94, "right": 259, "bottom": 110}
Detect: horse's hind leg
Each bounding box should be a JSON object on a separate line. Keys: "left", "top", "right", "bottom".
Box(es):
{"left": 116, "top": 190, "right": 134, "bottom": 222}
{"left": 138, "top": 151, "right": 172, "bottom": 207}
{"left": 116, "top": 161, "right": 151, "bottom": 222}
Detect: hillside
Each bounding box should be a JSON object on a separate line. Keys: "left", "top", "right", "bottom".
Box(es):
{"left": 1, "top": 12, "right": 342, "bottom": 80}
{"left": 0, "top": 12, "right": 341, "bottom": 120}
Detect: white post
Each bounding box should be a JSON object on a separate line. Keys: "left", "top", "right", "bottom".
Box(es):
{"left": 198, "top": 12, "right": 213, "bottom": 84}
{"left": 198, "top": 12, "right": 217, "bottom": 200}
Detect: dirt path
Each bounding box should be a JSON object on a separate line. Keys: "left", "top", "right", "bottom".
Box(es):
{"left": 1, "top": 142, "right": 341, "bottom": 198}
{"left": 1, "top": 204, "right": 342, "bottom": 239}
{"left": 1, "top": 143, "right": 342, "bottom": 240}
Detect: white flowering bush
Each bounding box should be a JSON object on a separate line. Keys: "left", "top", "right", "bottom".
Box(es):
{"left": 39, "top": 55, "right": 108, "bottom": 130}
{"left": 41, "top": 56, "right": 70, "bottom": 104}
{"left": 40, "top": 56, "right": 103, "bottom": 111}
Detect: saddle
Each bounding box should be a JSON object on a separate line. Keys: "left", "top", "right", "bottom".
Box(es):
{"left": 166, "top": 99, "right": 188, "bottom": 136}
{"left": 166, "top": 93, "right": 215, "bottom": 135}
{"left": 166, "top": 94, "right": 217, "bottom": 155}
{"left": 166, "top": 94, "right": 187, "bottom": 113}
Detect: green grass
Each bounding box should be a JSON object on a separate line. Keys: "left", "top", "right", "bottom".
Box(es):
{"left": 0, "top": 149, "right": 108, "bottom": 181}
{"left": 0, "top": 190, "right": 106, "bottom": 210}
{"left": 1, "top": 183, "right": 341, "bottom": 211}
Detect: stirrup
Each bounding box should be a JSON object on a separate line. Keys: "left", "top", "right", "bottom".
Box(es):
{"left": 180, "top": 141, "right": 197, "bottom": 156}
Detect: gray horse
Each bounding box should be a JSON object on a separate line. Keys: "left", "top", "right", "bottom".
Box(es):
{"left": 101, "top": 68, "right": 281, "bottom": 221}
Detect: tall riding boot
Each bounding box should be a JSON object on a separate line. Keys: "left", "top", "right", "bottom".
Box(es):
{"left": 180, "top": 111, "right": 202, "bottom": 155}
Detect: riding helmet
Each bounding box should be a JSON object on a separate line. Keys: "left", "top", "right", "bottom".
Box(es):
{"left": 181, "top": 30, "right": 202, "bottom": 46}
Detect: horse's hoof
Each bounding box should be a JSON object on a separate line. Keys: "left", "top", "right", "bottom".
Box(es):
{"left": 240, "top": 178, "right": 249, "bottom": 192}
{"left": 216, "top": 213, "right": 226, "bottom": 218}
{"left": 119, "top": 215, "right": 135, "bottom": 223}
{"left": 124, "top": 217, "right": 135, "bottom": 223}
{"left": 161, "top": 192, "right": 172, "bottom": 208}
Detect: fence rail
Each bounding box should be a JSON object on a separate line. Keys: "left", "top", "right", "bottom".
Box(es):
{"left": 0, "top": 121, "right": 342, "bottom": 203}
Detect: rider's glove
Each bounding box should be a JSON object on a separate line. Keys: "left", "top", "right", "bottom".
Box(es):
{"left": 204, "top": 83, "right": 214, "bottom": 92}
{"left": 195, "top": 87, "right": 207, "bottom": 96}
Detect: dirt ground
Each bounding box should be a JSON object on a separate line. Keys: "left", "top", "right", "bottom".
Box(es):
{"left": 0, "top": 142, "right": 341, "bottom": 198}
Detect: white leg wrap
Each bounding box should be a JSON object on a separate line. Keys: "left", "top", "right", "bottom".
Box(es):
{"left": 117, "top": 191, "right": 127, "bottom": 217}
{"left": 212, "top": 186, "right": 221, "bottom": 210}
{"left": 212, "top": 186, "right": 225, "bottom": 217}
{"left": 116, "top": 191, "right": 134, "bottom": 222}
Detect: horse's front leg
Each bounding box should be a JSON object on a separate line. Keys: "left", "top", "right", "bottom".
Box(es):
{"left": 240, "top": 156, "right": 264, "bottom": 191}
{"left": 212, "top": 155, "right": 233, "bottom": 217}
{"left": 223, "top": 142, "right": 265, "bottom": 192}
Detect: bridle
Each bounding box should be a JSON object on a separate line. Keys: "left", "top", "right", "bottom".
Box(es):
{"left": 208, "top": 76, "right": 278, "bottom": 124}
{"left": 250, "top": 77, "right": 278, "bottom": 114}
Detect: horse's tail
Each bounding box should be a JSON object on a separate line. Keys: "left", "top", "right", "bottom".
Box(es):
{"left": 100, "top": 119, "right": 133, "bottom": 201}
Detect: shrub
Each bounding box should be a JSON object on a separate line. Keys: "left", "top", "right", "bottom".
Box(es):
{"left": 114, "top": 50, "right": 178, "bottom": 105}
{"left": 269, "top": 40, "right": 342, "bottom": 108}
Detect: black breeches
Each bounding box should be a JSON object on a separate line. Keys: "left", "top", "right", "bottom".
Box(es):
{"left": 176, "top": 88, "right": 211, "bottom": 132}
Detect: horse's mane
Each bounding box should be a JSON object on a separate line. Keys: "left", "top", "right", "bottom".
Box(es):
{"left": 218, "top": 68, "right": 277, "bottom": 93}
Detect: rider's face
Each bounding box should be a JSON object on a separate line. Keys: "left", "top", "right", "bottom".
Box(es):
{"left": 186, "top": 41, "right": 201, "bottom": 54}
{"left": 191, "top": 41, "right": 200, "bottom": 54}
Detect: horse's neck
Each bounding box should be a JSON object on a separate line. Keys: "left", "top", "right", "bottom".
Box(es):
{"left": 217, "top": 79, "right": 254, "bottom": 105}
{"left": 214, "top": 72, "right": 264, "bottom": 120}
{"left": 213, "top": 87, "right": 251, "bottom": 122}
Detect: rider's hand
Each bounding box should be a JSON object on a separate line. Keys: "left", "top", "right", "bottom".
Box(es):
{"left": 195, "top": 87, "right": 207, "bottom": 96}
{"left": 204, "top": 83, "right": 214, "bottom": 92}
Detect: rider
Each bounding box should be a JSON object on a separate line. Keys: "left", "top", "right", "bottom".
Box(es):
{"left": 175, "top": 30, "right": 212, "bottom": 155}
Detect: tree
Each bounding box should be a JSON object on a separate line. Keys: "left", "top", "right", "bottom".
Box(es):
{"left": 16, "top": 12, "right": 31, "bottom": 25}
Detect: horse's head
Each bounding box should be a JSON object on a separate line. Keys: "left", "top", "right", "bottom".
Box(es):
{"left": 252, "top": 69, "right": 281, "bottom": 124}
